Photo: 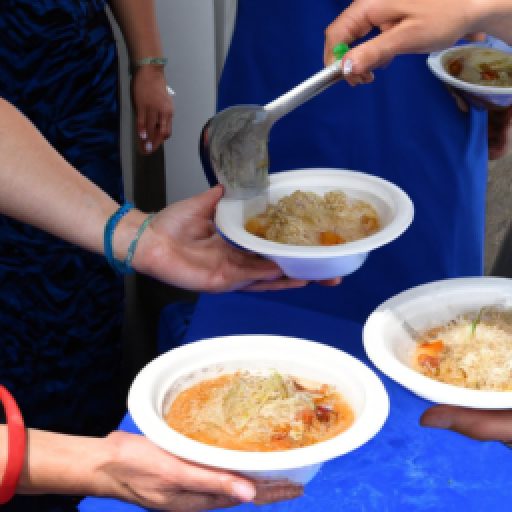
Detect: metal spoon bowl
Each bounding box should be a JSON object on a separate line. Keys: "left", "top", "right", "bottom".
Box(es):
{"left": 199, "top": 60, "right": 345, "bottom": 198}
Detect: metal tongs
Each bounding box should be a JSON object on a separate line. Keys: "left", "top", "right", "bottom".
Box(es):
{"left": 199, "top": 48, "right": 349, "bottom": 199}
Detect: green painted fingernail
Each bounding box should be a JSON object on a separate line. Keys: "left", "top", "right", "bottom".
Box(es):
{"left": 333, "top": 42, "right": 350, "bottom": 60}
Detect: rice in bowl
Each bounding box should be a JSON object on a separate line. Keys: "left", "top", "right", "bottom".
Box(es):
{"left": 245, "top": 190, "right": 380, "bottom": 246}
{"left": 413, "top": 308, "right": 512, "bottom": 391}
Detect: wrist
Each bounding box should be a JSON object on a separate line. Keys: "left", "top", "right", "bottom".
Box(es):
{"left": 466, "top": 0, "right": 488, "bottom": 31}
{"left": 129, "top": 217, "right": 167, "bottom": 277}
{"left": 17, "top": 429, "right": 108, "bottom": 497}
{"left": 112, "top": 208, "right": 147, "bottom": 263}
{"left": 89, "top": 431, "right": 142, "bottom": 502}
{"left": 87, "top": 433, "right": 123, "bottom": 499}
{"left": 131, "top": 57, "right": 167, "bottom": 76}
{"left": 470, "top": 0, "right": 512, "bottom": 40}
{"left": 132, "top": 63, "right": 166, "bottom": 83}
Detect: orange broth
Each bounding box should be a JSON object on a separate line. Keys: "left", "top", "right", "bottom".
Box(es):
{"left": 165, "top": 373, "right": 354, "bottom": 451}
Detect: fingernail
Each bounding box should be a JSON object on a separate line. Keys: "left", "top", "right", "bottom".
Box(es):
{"left": 139, "top": 130, "right": 148, "bottom": 140}
{"left": 231, "top": 481, "right": 256, "bottom": 502}
{"left": 145, "top": 141, "right": 153, "bottom": 153}
{"left": 343, "top": 58, "right": 353, "bottom": 76}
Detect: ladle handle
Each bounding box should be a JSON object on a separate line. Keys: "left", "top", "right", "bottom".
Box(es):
{"left": 263, "top": 60, "right": 343, "bottom": 124}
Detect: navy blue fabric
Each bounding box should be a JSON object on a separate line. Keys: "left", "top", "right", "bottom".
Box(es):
{"left": 157, "top": 301, "right": 196, "bottom": 354}
{"left": 217, "top": 0, "right": 488, "bottom": 323}
{"left": 79, "top": 293, "right": 512, "bottom": 512}
{"left": 0, "top": 2, "right": 123, "bottom": 510}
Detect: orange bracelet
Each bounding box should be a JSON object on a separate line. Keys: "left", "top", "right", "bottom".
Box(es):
{"left": 0, "top": 386, "right": 26, "bottom": 504}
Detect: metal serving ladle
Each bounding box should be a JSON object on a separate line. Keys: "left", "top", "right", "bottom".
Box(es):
{"left": 199, "top": 46, "right": 350, "bottom": 198}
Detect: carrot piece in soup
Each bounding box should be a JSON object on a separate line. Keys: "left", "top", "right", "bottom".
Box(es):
{"left": 315, "top": 406, "right": 332, "bottom": 423}
{"left": 417, "top": 354, "right": 441, "bottom": 369}
{"left": 418, "top": 340, "right": 444, "bottom": 354}
{"left": 480, "top": 63, "right": 500, "bottom": 81}
{"left": 448, "top": 57, "right": 464, "bottom": 77}
{"left": 361, "top": 214, "right": 379, "bottom": 234}
{"left": 245, "top": 218, "right": 267, "bottom": 238}
{"left": 319, "top": 231, "right": 345, "bottom": 245}
{"left": 296, "top": 409, "right": 315, "bottom": 426}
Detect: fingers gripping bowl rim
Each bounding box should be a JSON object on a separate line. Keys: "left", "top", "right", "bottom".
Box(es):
{"left": 214, "top": 169, "right": 414, "bottom": 280}
{"left": 127, "top": 335, "right": 390, "bottom": 484}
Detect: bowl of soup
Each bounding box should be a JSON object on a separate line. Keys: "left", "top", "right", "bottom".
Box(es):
{"left": 363, "top": 277, "right": 512, "bottom": 409}
{"left": 128, "top": 334, "right": 389, "bottom": 484}
{"left": 215, "top": 169, "right": 414, "bottom": 280}
{"left": 427, "top": 44, "right": 512, "bottom": 107}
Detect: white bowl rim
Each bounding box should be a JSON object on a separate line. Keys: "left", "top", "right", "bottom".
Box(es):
{"left": 363, "top": 277, "right": 512, "bottom": 410}
{"left": 128, "top": 334, "right": 389, "bottom": 472}
{"left": 427, "top": 44, "right": 512, "bottom": 96}
{"left": 215, "top": 168, "right": 414, "bottom": 258}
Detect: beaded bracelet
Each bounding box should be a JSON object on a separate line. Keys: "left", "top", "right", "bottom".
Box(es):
{"left": 104, "top": 203, "right": 134, "bottom": 275}
{"left": 124, "top": 213, "right": 156, "bottom": 270}
{"left": 0, "top": 386, "right": 26, "bottom": 505}
{"left": 104, "top": 205, "right": 156, "bottom": 275}
{"left": 133, "top": 56, "right": 168, "bottom": 68}
{"left": 131, "top": 56, "right": 168, "bottom": 75}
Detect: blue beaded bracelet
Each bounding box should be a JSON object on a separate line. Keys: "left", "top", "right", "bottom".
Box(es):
{"left": 124, "top": 213, "right": 156, "bottom": 270}
{"left": 104, "top": 203, "right": 134, "bottom": 275}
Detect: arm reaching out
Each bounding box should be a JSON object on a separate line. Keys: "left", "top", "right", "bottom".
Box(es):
{"left": 1, "top": 426, "right": 302, "bottom": 510}
{"left": 0, "top": 98, "right": 307, "bottom": 506}
{"left": 0, "top": 99, "right": 314, "bottom": 292}
{"left": 324, "top": 0, "right": 512, "bottom": 81}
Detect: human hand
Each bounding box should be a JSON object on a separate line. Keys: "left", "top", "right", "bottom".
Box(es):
{"left": 131, "top": 185, "right": 316, "bottom": 292}
{"left": 323, "top": 0, "right": 498, "bottom": 83}
{"left": 489, "top": 106, "right": 512, "bottom": 159}
{"left": 131, "top": 65, "right": 174, "bottom": 155}
{"left": 96, "top": 431, "right": 303, "bottom": 511}
{"left": 420, "top": 405, "right": 512, "bottom": 442}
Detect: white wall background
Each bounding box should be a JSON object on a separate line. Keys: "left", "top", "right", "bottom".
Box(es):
{"left": 155, "top": 0, "right": 237, "bottom": 203}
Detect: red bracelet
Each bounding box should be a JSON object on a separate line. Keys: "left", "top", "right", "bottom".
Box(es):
{"left": 0, "top": 385, "right": 26, "bottom": 504}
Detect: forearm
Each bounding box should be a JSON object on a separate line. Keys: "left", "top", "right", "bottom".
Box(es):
{"left": 0, "top": 425, "right": 108, "bottom": 497}
{"left": 0, "top": 99, "right": 147, "bottom": 263}
{"left": 109, "top": 0, "right": 163, "bottom": 61}
{"left": 472, "top": 0, "right": 512, "bottom": 44}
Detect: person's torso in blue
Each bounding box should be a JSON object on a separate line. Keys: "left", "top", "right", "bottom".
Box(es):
{"left": 218, "top": 0, "right": 488, "bottom": 322}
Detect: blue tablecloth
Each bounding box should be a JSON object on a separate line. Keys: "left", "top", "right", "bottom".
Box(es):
{"left": 80, "top": 292, "right": 512, "bottom": 512}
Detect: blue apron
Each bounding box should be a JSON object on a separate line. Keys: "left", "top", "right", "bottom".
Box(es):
{"left": 217, "top": 0, "right": 488, "bottom": 322}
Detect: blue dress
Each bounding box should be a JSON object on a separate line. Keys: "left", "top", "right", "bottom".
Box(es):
{"left": 217, "top": 0, "right": 488, "bottom": 323}
{"left": 0, "top": 2, "right": 123, "bottom": 510}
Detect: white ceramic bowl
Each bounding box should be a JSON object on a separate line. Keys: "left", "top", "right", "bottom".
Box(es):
{"left": 363, "top": 277, "right": 512, "bottom": 409}
{"left": 215, "top": 169, "right": 414, "bottom": 280}
{"left": 427, "top": 44, "right": 512, "bottom": 107}
{"left": 128, "top": 334, "right": 389, "bottom": 484}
